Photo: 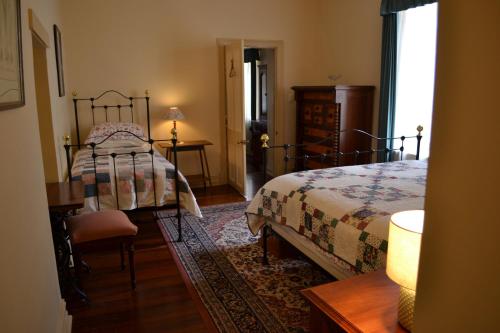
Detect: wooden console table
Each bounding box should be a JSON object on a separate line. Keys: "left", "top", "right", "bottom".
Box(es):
{"left": 301, "top": 270, "right": 408, "bottom": 333}
{"left": 159, "top": 140, "right": 213, "bottom": 190}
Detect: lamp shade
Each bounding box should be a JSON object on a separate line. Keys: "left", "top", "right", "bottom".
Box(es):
{"left": 386, "top": 210, "right": 424, "bottom": 291}
{"left": 163, "top": 107, "right": 185, "bottom": 121}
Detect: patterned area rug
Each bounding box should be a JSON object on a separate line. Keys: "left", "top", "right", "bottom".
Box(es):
{"left": 156, "top": 202, "right": 333, "bottom": 333}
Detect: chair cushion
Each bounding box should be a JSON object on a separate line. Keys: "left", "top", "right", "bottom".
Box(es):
{"left": 67, "top": 210, "right": 138, "bottom": 244}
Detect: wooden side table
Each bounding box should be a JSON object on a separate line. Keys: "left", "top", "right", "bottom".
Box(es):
{"left": 46, "top": 181, "right": 84, "bottom": 212}
{"left": 159, "top": 140, "right": 213, "bottom": 190}
{"left": 301, "top": 270, "right": 408, "bottom": 333}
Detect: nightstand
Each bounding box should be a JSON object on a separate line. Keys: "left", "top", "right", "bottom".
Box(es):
{"left": 158, "top": 140, "right": 213, "bottom": 190}
{"left": 301, "top": 270, "right": 408, "bottom": 333}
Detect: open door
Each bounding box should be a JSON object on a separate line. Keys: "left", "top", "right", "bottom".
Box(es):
{"left": 225, "top": 40, "right": 246, "bottom": 195}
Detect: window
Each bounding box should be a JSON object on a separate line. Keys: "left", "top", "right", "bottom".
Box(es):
{"left": 394, "top": 3, "right": 438, "bottom": 159}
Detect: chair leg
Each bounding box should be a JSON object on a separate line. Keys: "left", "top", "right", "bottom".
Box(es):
{"left": 72, "top": 249, "right": 83, "bottom": 285}
{"left": 120, "top": 243, "right": 125, "bottom": 271}
{"left": 128, "top": 242, "right": 136, "bottom": 290}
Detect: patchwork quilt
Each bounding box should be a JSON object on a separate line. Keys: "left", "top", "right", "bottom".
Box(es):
{"left": 71, "top": 144, "right": 202, "bottom": 217}
{"left": 246, "top": 160, "right": 427, "bottom": 274}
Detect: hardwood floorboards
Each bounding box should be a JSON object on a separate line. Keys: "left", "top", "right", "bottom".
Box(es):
{"left": 69, "top": 185, "right": 245, "bottom": 333}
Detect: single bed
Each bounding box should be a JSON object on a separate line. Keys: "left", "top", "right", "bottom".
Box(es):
{"left": 246, "top": 127, "right": 425, "bottom": 279}
{"left": 64, "top": 90, "right": 201, "bottom": 241}
{"left": 70, "top": 142, "right": 201, "bottom": 217}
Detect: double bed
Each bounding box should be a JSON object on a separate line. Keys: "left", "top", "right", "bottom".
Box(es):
{"left": 246, "top": 127, "right": 425, "bottom": 279}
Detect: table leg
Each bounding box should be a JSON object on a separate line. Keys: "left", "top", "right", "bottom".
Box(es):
{"left": 199, "top": 148, "right": 207, "bottom": 191}
{"left": 202, "top": 147, "right": 212, "bottom": 187}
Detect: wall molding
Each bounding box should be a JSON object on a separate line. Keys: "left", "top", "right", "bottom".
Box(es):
{"left": 28, "top": 8, "right": 50, "bottom": 48}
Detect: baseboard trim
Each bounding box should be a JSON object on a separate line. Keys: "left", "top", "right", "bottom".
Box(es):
{"left": 57, "top": 299, "right": 72, "bottom": 333}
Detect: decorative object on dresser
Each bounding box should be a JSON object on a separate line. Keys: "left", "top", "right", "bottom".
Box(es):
{"left": 386, "top": 210, "right": 424, "bottom": 331}
{"left": 163, "top": 106, "right": 185, "bottom": 143}
{"left": 301, "top": 270, "right": 409, "bottom": 333}
{"left": 292, "top": 85, "right": 374, "bottom": 170}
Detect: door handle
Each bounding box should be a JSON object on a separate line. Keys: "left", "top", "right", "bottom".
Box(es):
{"left": 237, "top": 140, "right": 249, "bottom": 144}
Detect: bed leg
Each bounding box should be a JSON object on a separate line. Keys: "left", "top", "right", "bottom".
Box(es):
{"left": 176, "top": 212, "right": 182, "bottom": 242}
{"left": 262, "top": 224, "right": 269, "bottom": 265}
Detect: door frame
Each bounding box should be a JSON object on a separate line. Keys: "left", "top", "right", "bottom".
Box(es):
{"left": 217, "top": 38, "right": 284, "bottom": 182}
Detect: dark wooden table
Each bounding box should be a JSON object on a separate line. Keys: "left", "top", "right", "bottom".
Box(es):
{"left": 46, "top": 181, "right": 84, "bottom": 212}
{"left": 159, "top": 140, "right": 213, "bottom": 190}
{"left": 46, "top": 181, "right": 86, "bottom": 300}
{"left": 301, "top": 270, "right": 408, "bottom": 333}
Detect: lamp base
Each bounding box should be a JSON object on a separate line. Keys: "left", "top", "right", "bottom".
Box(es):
{"left": 398, "top": 286, "right": 416, "bottom": 331}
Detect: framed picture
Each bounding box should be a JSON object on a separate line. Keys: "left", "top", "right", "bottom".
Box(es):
{"left": 53, "top": 24, "right": 64, "bottom": 97}
{"left": 0, "top": 0, "right": 25, "bottom": 111}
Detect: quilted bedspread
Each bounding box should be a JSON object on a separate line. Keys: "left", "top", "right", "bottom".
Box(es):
{"left": 71, "top": 145, "right": 202, "bottom": 217}
{"left": 246, "top": 160, "right": 427, "bottom": 273}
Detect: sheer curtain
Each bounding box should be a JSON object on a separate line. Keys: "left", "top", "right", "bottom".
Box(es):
{"left": 244, "top": 62, "right": 252, "bottom": 142}
{"left": 394, "top": 3, "right": 438, "bottom": 159}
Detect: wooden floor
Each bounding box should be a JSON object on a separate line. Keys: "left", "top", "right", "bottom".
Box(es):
{"left": 69, "top": 185, "right": 245, "bottom": 333}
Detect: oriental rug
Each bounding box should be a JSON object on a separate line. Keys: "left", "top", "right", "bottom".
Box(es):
{"left": 157, "top": 202, "right": 332, "bottom": 333}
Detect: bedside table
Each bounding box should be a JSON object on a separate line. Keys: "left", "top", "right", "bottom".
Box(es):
{"left": 158, "top": 140, "right": 213, "bottom": 190}
{"left": 301, "top": 270, "right": 408, "bottom": 333}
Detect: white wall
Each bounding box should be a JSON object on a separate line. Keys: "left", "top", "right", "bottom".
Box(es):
{"left": 318, "top": 0, "right": 382, "bottom": 133}
{"left": 0, "top": 0, "right": 70, "bottom": 332}
{"left": 61, "top": 0, "right": 325, "bottom": 184}
{"left": 414, "top": 1, "right": 500, "bottom": 332}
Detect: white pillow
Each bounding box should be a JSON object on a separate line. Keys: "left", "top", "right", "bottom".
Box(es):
{"left": 85, "top": 122, "right": 147, "bottom": 147}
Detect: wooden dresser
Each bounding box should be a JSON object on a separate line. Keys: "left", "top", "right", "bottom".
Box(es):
{"left": 292, "top": 85, "right": 374, "bottom": 170}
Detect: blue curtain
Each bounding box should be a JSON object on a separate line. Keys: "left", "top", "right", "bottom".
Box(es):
{"left": 377, "top": 0, "right": 437, "bottom": 161}
{"left": 381, "top": 0, "right": 437, "bottom": 15}
{"left": 377, "top": 14, "right": 398, "bottom": 160}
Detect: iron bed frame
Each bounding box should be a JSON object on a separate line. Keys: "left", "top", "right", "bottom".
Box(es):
{"left": 258, "top": 125, "right": 424, "bottom": 265}
{"left": 64, "top": 90, "right": 184, "bottom": 242}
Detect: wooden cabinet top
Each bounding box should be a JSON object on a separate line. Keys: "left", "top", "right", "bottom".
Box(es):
{"left": 158, "top": 140, "right": 213, "bottom": 149}
{"left": 301, "top": 270, "right": 408, "bottom": 333}
{"left": 46, "top": 181, "right": 84, "bottom": 211}
{"left": 291, "top": 85, "right": 375, "bottom": 92}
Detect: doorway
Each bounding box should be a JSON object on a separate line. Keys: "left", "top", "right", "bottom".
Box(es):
{"left": 222, "top": 39, "right": 282, "bottom": 199}
{"left": 32, "top": 31, "right": 58, "bottom": 182}
{"left": 243, "top": 48, "right": 275, "bottom": 198}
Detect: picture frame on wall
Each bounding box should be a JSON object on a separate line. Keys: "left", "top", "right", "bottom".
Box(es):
{"left": 0, "top": 0, "right": 25, "bottom": 111}
{"left": 53, "top": 24, "right": 65, "bottom": 97}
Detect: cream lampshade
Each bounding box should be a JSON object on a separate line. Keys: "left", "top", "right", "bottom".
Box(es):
{"left": 386, "top": 210, "right": 424, "bottom": 332}
{"left": 163, "top": 107, "right": 185, "bottom": 143}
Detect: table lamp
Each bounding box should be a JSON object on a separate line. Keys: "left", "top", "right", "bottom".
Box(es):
{"left": 163, "top": 107, "right": 185, "bottom": 144}
{"left": 386, "top": 210, "right": 424, "bottom": 332}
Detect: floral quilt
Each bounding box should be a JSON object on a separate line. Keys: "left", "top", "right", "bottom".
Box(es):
{"left": 246, "top": 160, "right": 427, "bottom": 274}
{"left": 71, "top": 144, "right": 202, "bottom": 217}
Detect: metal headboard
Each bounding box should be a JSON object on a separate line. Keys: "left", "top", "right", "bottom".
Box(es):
{"left": 71, "top": 89, "right": 152, "bottom": 147}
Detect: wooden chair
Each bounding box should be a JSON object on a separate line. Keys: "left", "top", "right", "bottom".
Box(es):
{"left": 67, "top": 210, "right": 139, "bottom": 291}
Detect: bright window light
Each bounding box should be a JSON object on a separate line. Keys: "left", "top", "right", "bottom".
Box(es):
{"left": 394, "top": 3, "right": 438, "bottom": 159}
